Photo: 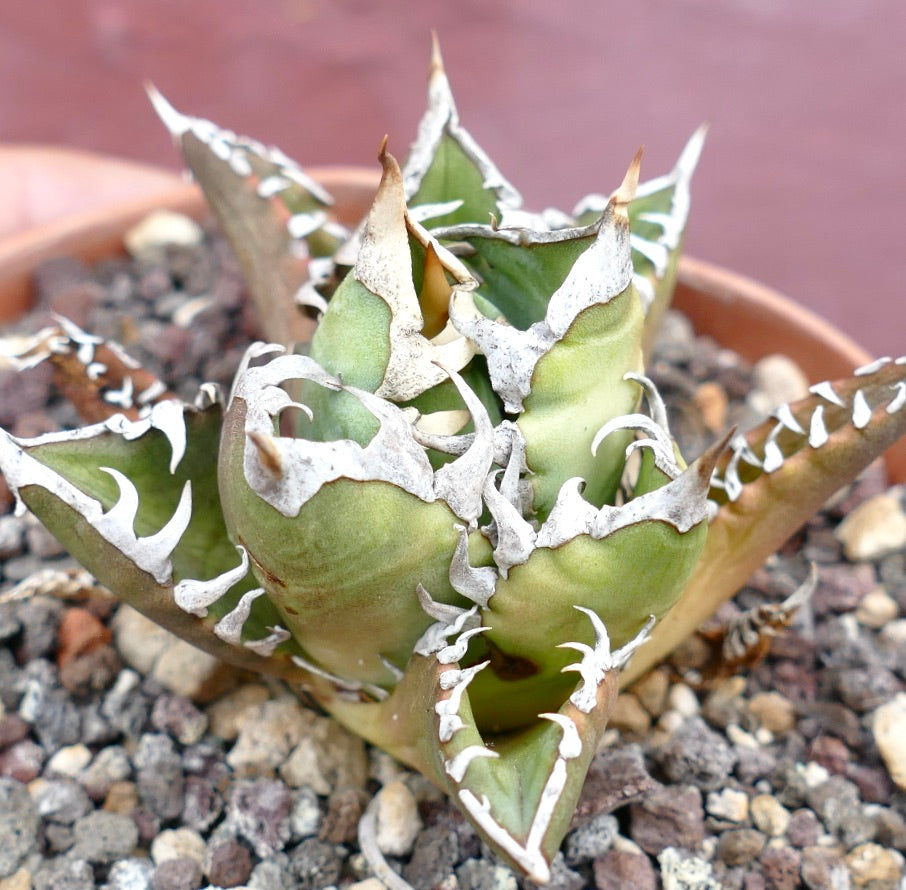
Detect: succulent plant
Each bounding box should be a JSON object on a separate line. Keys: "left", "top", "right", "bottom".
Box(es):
{"left": 2, "top": 41, "right": 905, "bottom": 884}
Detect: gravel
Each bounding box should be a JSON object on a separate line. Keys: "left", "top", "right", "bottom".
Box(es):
{"left": 2, "top": 217, "right": 906, "bottom": 888}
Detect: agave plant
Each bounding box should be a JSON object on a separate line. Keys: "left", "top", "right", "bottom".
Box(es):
{"left": 2, "top": 42, "right": 905, "bottom": 884}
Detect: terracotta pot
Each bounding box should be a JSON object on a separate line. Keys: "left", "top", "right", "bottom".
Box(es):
{"left": 1, "top": 158, "right": 902, "bottom": 482}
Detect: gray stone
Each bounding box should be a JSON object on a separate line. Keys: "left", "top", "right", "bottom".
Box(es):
{"left": 78, "top": 744, "right": 132, "bottom": 801}
{"left": 101, "top": 670, "right": 150, "bottom": 739}
{"left": 402, "top": 825, "right": 459, "bottom": 889}
{"left": 0, "top": 602, "right": 20, "bottom": 645}
{"left": 287, "top": 837, "right": 344, "bottom": 890}
{"left": 151, "top": 857, "right": 202, "bottom": 890}
{"left": 225, "top": 778, "right": 292, "bottom": 858}
{"left": 33, "top": 857, "right": 95, "bottom": 890}
{"left": 456, "top": 857, "right": 519, "bottom": 890}
{"left": 134, "top": 733, "right": 185, "bottom": 820}
{"left": 0, "top": 778, "right": 40, "bottom": 878}
{"left": 18, "top": 673, "right": 82, "bottom": 751}
{"left": 657, "top": 717, "right": 737, "bottom": 791}
{"left": 835, "top": 665, "right": 903, "bottom": 713}
{"left": 71, "top": 810, "right": 139, "bottom": 863}
{"left": 247, "top": 853, "right": 294, "bottom": 890}
{"left": 32, "top": 777, "right": 92, "bottom": 823}
{"left": 564, "top": 812, "right": 619, "bottom": 864}
{"left": 806, "top": 775, "right": 875, "bottom": 848}
{"left": 44, "top": 821, "right": 75, "bottom": 853}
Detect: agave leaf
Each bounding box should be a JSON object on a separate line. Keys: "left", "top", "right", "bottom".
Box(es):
{"left": 411, "top": 606, "right": 648, "bottom": 881}
{"left": 0, "top": 401, "right": 310, "bottom": 681}
{"left": 621, "top": 357, "right": 906, "bottom": 685}
{"left": 402, "top": 36, "right": 521, "bottom": 227}
{"left": 573, "top": 127, "right": 706, "bottom": 351}
{"left": 220, "top": 349, "right": 500, "bottom": 688}
{"left": 517, "top": 283, "right": 644, "bottom": 517}
{"left": 431, "top": 219, "right": 601, "bottom": 331}
{"left": 464, "top": 438, "right": 722, "bottom": 733}
{"left": 307, "top": 149, "right": 478, "bottom": 445}
{"left": 148, "top": 87, "right": 343, "bottom": 347}
{"left": 321, "top": 600, "right": 646, "bottom": 884}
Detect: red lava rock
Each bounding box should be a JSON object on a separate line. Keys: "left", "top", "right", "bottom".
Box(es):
{"left": 152, "top": 856, "right": 203, "bottom": 890}
{"left": 59, "top": 644, "right": 121, "bottom": 696}
{"left": 786, "top": 808, "right": 821, "bottom": 848}
{"left": 0, "top": 713, "right": 30, "bottom": 748}
{"left": 770, "top": 659, "right": 817, "bottom": 704}
{"left": 629, "top": 785, "right": 705, "bottom": 855}
{"left": 0, "top": 739, "right": 45, "bottom": 782}
{"left": 807, "top": 735, "right": 850, "bottom": 776}
{"left": 593, "top": 848, "right": 658, "bottom": 890}
{"left": 847, "top": 763, "right": 895, "bottom": 805}
{"left": 48, "top": 281, "right": 106, "bottom": 328}
{"left": 800, "top": 847, "right": 849, "bottom": 889}
{"left": 56, "top": 606, "right": 112, "bottom": 669}
{"left": 204, "top": 838, "right": 252, "bottom": 888}
{"left": 759, "top": 845, "right": 801, "bottom": 890}
{"left": 574, "top": 745, "right": 656, "bottom": 823}
{"left": 813, "top": 563, "right": 877, "bottom": 614}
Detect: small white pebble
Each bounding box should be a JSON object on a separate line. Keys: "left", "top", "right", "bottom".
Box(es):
{"left": 124, "top": 210, "right": 204, "bottom": 258}
{"left": 150, "top": 827, "right": 206, "bottom": 866}
{"left": 750, "top": 794, "right": 791, "bottom": 837}
{"left": 726, "top": 723, "right": 760, "bottom": 750}
{"left": 706, "top": 788, "right": 749, "bottom": 823}
{"left": 374, "top": 779, "right": 422, "bottom": 857}
{"left": 797, "top": 761, "right": 830, "bottom": 788}
{"left": 656, "top": 709, "right": 685, "bottom": 736}
{"left": 873, "top": 693, "right": 906, "bottom": 791}
{"left": 879, "top": 618, "right": 906, "bottom": 646}
{"left": 855, "top": 587, "right": 899, "bottom": 628}
{"left": 46, "top": 743, "right": 92, "bottom": 777}
{"left": 612, "top": 835, "right": 645, "bottom": 855}
{"left": 835, "top": 490, "right": 906, "bottom": 561}
{"left": 666, "top": 682, "right": 700, "bottom": 717}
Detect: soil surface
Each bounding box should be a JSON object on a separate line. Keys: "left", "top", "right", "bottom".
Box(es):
{"left": 1, "top": 220, "right": 905, "bottom": 889}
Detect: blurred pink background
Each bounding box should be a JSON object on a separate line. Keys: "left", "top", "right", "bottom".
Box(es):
{"left": 1, "top": 0, "right": 903, "bottom": 354}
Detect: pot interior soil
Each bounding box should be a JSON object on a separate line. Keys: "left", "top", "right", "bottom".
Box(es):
{"left": 1, "top": 215, "right": 905, "bottom": 888}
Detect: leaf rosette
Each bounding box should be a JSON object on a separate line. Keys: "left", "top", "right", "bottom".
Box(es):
{"left": 2, "top": 40, "right": 905, "bottom": 885}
